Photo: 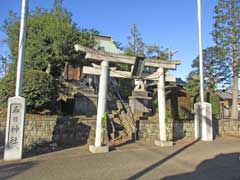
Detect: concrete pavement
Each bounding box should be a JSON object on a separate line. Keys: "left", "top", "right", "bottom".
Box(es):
{"left": 0, "top": 137, "right": 240, "bottom": 180}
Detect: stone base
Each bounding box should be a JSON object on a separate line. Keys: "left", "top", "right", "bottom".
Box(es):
{"left": 129, "top": 94, "right": 152, "bottom": 116}
{"left": 73, "top": 93, "right": 98, "bottom": 116}
{"left": 155, "top": 140, "right": 173, "bottom": 147}
{"left": 89, "top": 145, "right": 109, "bottom": 153}
{"left": 132, "top": 90, "right": 149, "bottom": 97}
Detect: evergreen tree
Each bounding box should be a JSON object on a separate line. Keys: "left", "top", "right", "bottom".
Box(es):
{"left": 212, "top": 0, "right": 240, "bottom": 119}
{"left": 126, "top": 24, "right": 169, "bottom": 60}
{"left": 186, "top": 47, "right": 225, "bottom": 108}
{"left": 126, "top": 24, "right": 145, "bottom": 56}
{"left": 185, "top": 71, "right": 221, "bottom": 116}
{"left": 185, "top": 72, "right": 200, "bottom": 105}
{"left": 1, "top": 2, "right": 99, "bottom": 111}
{"left": 191, "top": 47, "right": 228, "bottom": 93}
{"left": 3, "top": 5, "right": 98, "bottom": 78}
{"left": 146, "top": 45, "right": 168, "bottom": 60}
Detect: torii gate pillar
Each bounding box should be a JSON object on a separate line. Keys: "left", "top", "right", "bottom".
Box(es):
{"left": 89, "top": 61, "right": 110, "bottom": 153}
{"left": 155, "top": 68, "right": 173, "bottom": 147}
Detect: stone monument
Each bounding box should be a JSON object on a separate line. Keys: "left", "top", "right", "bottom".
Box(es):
{"left": 73, "top": 75, "right": 98, "bottom": 116}
{"left": 194, "top": 102, "right": 213, "bottom": 141}
{"left": 4, "top": 97, "right": 26, "bottom": 161}
{"left": 201, "top": 102, "right": 213, "bottom": 141}
{"left": 194, "top": 102, "right": 201, "bottom": 139}
{"left": 129, "top": 79, "right": 152, "bottom": 117}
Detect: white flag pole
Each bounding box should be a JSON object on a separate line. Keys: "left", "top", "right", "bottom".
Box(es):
{"left": 197, "top": 0, "right": 204, "bottom": 104}
{"left": 15, "top": 0, "right": 28, "bottom": 96}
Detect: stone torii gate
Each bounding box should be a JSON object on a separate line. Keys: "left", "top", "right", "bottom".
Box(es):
{"left": 75, "top": 44, "right": 181, "bottom": 153}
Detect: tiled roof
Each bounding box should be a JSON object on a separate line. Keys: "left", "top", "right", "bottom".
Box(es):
{"left": 216, "top": 91, "right": 233, "bottom": 100}
{"left": 94, "top": 35, "right": 121, "bottom": 54}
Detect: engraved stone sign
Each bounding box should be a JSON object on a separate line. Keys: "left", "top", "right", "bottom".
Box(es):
{"left": 194, "top": 102, "right": 201, "bottom": 139}
{"left": 4, "top": 96, "right": 25, "bottom": 161}
{"left": 201, "top": 102, "right": 213, "bottom": 141}
{"left": 194, "top": 102, "right": 213, "bottom": 141}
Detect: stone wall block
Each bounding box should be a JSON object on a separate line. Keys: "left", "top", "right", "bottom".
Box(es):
{"left": 232, "top": 126, "right": 238, "bottom": 131}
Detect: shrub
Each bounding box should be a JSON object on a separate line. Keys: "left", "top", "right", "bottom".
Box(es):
{"left": 22, "top": 70, "right": 56, "bottom": 112}
{"left": 209, "top": 93, "right": 221, "bottom": 118}
{"left": 195, "top": 91, "right": 221, "bottom": 118}
{"left": 0, "top": 70, "right": 56, "bottom": 112}
{"left": 0, "top": 72, "right": 15, "bottom": 107}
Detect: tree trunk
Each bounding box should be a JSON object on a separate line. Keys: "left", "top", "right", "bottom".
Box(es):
{"left": 231, "top": 58, "right": 239, "bottom": 120}
{"left": 230, "top": 14, "right": 239, "bottom": 120}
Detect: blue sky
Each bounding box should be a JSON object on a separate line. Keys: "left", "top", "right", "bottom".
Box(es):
{"left": 0, "top": 0, "right": 218, "bottom": 80}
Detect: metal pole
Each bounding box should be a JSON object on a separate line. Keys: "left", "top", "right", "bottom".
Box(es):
{"left": 168, "top": 49, "right": 179, "bottom": 61}
{"left": 197, "top": 0, "right": 204, "bottom": 104}
{"left": 168, "top": 51, "right": 171, "bottom": 60}
{"left": 15, "top": 0, "right": 28, "bottom": 97}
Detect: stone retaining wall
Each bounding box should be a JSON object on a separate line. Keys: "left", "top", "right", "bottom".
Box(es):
{"left": 139, "top": 119, "right": 240, "bottom": 143}
{"left": 139, "top": 120, "right": 194, "bottom": 142}
{"left": 0, "top": 113, "right": 239, "bottom": 150}
{"left": 0, "top": 114, "right": 96, "bottom": 150}
{"left": 218, "top": 119, "right": 240, "bottom": 137}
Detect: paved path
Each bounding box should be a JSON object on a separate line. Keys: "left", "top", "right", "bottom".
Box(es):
{"left": 0, "top": 137, "right": 240, "bottom": 180}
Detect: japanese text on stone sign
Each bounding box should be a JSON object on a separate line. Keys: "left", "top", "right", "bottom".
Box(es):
{"left": 8, "top": 103, "right": 22, "bottom": 147}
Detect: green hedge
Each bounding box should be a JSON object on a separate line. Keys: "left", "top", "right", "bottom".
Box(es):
{"left": 209, "top": 93, "right": 221, "bottom": 118}
{"left": 0, "top": 72, "right": 15, "bottom": 107}
{"left": 152, "top": 89, "right": 220, "bottom": 120}
{"left": 196, "top": 92, "right": 221, "bottom": 117}
{"left": 0, "top": 70, "right": 56, "bottom": 112}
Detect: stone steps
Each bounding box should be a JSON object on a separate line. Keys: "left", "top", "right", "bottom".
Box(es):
{"left": 107, "top": 106, "right": 135, "bottom": 145}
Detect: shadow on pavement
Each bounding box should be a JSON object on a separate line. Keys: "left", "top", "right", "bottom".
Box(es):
{"left": 127, "top": 139, "right": 200, "bottom": 180}
{"left": 0, "top": 161, "right": 37, "bottom": 180}
{"left": 162, "top": 152, "right": 240, "bottom": 180}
